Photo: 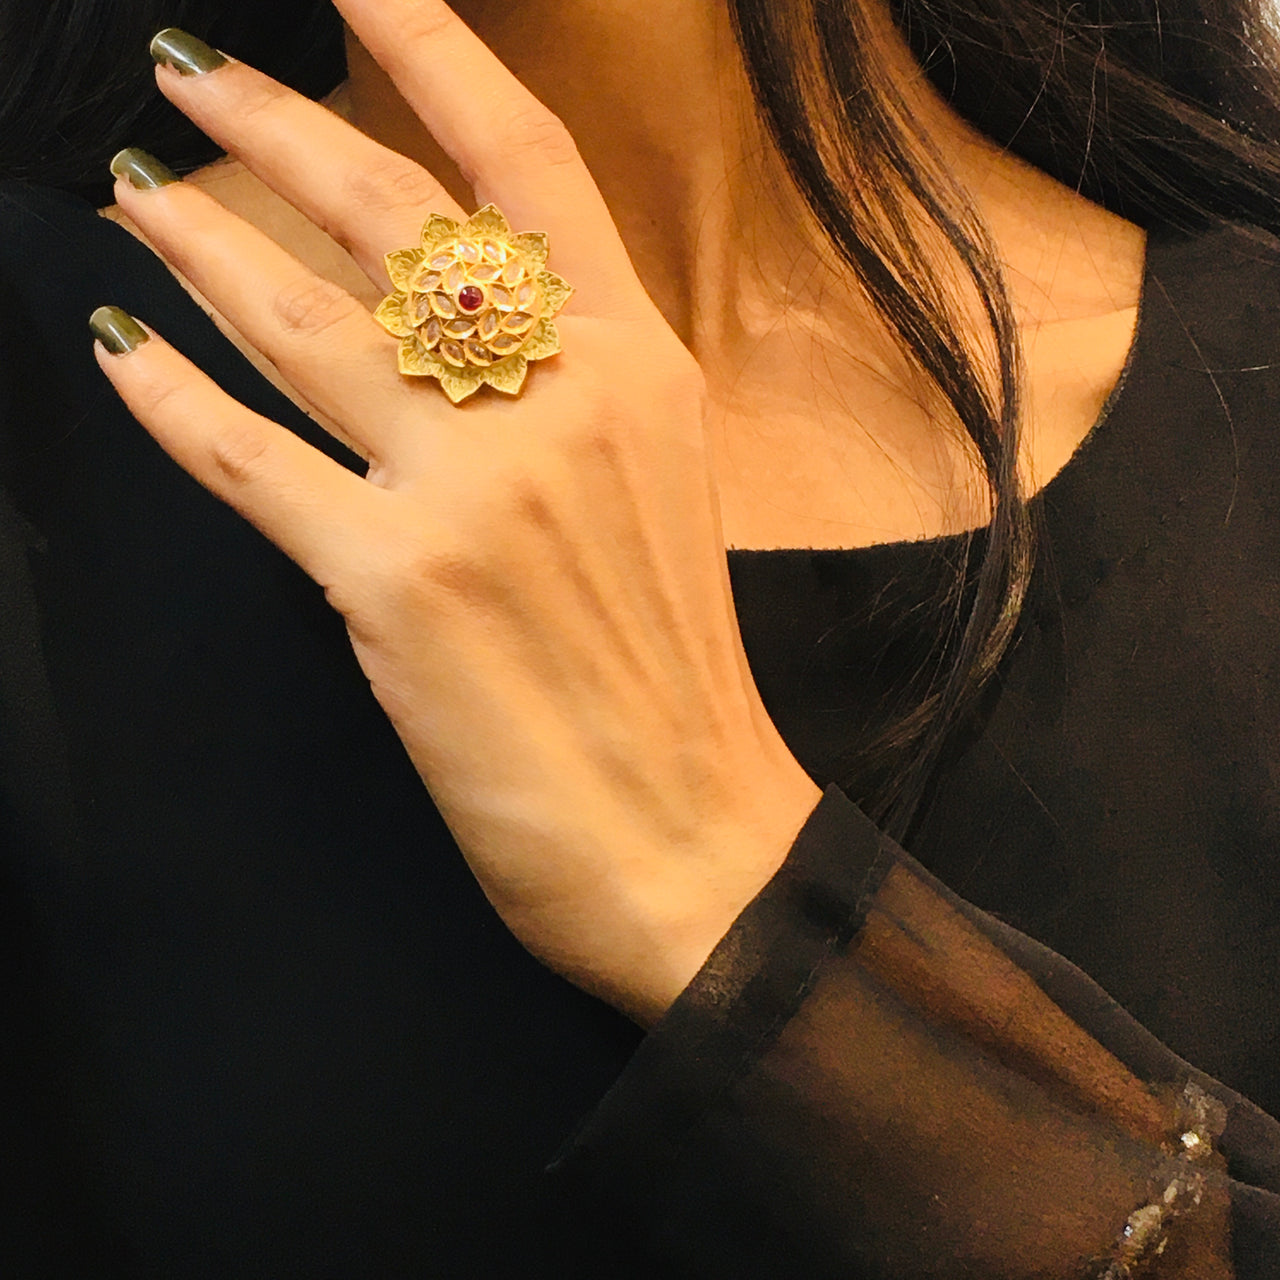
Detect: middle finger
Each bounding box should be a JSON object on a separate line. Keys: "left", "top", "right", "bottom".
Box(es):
{"left": 149, "top": 31, "right": 470, "bottom": 293}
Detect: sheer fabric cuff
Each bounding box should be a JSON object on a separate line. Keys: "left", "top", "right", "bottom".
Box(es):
{"left": 547, "top": 785, "right": 1278, "bottom": 1277}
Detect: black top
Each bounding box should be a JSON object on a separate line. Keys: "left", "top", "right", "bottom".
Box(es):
{"left": 1, "top": 178, "right": 1278, "bottom": 1277}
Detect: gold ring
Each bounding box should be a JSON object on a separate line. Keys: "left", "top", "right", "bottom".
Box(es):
{"left": 373, "top": 204, "right": 573, "bottom": 404}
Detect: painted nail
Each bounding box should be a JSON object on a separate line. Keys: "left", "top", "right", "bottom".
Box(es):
{"left": 90, "top": 306, "right": 151, "bottom": 356}
{"left": 149, "top": 28, "right": 228, "bottom": 76}
{"left": 110, "top": 147, "right": 178, "bottom": 191}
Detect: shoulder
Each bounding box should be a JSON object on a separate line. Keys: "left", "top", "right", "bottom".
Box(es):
{"left": 0, "top": 179, "right": 172, "bottom": 358}
{"left": 0, "top": 178, "right": 123, "bottom": 269}
{"left": 1088, "top": 220, "right": 1280, "bottom": 547}
{"left": 1134, "top": 220, "right": 1280, "bottom": 470}
{"left": 1143, "top": 220, "right": 1280, "bottom": 364}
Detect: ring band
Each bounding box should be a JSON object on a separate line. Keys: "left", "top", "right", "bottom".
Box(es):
{"left": 374, "top": 203, "right": 573, "bottom": 404}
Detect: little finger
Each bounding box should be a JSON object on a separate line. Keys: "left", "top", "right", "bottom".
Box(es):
{"left": 89, "top": 307, "right": 386, "bottom": 595}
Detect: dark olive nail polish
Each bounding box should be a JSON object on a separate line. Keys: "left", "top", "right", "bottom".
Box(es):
{"left": 90, "top": 306, "right": 151, "bottom": 356}
{"left": 150, "top": 27, "right": 228, "bottom": 76}
{"left": 110, "top": 147, "right": 178, "bottom": 191}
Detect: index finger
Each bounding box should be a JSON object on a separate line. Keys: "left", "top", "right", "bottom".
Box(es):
{"left": 333, "top": 0, "right": 642, "bottom": 306}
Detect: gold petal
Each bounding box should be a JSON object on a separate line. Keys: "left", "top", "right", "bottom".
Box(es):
{"left": 408, "top": 292, "right": 434, "bottom": 325}
{"left": 510, "top": 231, "right": 549, "bottom": 268}
{"left": 464, "top": 339, "right": 494, "bottom": 366}
{"left": 482, "top": 239, "right": 507, "bottom": 264}
{"left": 501, "top": 311, "right": 536, "bottom": 334}
{"left": 520, "top": 317, "right": 563, "bottom": 361}
{"left": 444, "top": 261, "right": 467, "bottom": 291}
{"left": 439, "top": 339, "right": 468, "bottom": 367}
{"left": 430, "top": 291, "right": 458, "bottom": 319}
{"left": 399, "top": 338, "right": 446, "bottom": 377}
{"left": 514, "top": 280, "right": 538, "bottom": 309}
{"left": 422, "top": 316, "right": 443, "bottom": 347}
{"left": 462, "top": 204, "right": 511, "bottom": 239}
{"left": 374, "top": 293, "right": 414, "bottom": 337}
{"left": 489, "top": 284, "right": 514, "bottom": 311}
{"left": 484, "top": 355, "right": 529, "bottom": 396}
{"left": 501, "top": 258, "right": 526, "bottom": 286}
{"left": 385, "top": 249, "right": 423, "bottom": 290}
{"left": 444, "top": 318, "right": 477, "bottom": 338}
{"left": 413, "top": 267, "right": 442, "bottom": 292}
{"left": 439, "top": 369, "right": 486, "bottom": 404}
{"left": 488, "top": 332, "right": 524, "bottom": 355}
{"left": 537, "top": 270, "right": 574, "bottom": 316}
{"left": 470, "top": 263, "right": 502, "bottom": 284}
{"left": 421, "top": 213, "right": 461, "bottom": 251}
{"left": 478, "top": 310, "right": 501, "bottom": 340}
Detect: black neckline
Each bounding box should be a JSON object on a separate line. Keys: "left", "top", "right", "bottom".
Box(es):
{"left": 725, "top": 226, "right": 1162, "bottom": 559}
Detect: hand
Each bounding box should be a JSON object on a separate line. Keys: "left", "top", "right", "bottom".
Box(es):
{"left": 94, "top": 0, "right": 822, "bottom": 1027}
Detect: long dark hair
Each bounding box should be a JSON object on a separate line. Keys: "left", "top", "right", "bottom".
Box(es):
{"left": 6, "top": 0, "right": 1280, "bottom": 835}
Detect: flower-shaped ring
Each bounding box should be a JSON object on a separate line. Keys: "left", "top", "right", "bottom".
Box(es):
{"left": 373, "top": 204, "right": 574, "bottom": 404}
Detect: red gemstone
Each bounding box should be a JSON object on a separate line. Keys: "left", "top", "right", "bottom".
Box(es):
{"left": 457, "top": 285, "right": 484, "bottom": 312}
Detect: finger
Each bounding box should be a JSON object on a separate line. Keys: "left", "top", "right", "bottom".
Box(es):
{"left": 90, "top": 309, "right": 384, "bottom": 593}
{"left": 110, "top": 160, "right": 423, "bottom": 464}
{"left": 149, "top": 43, "right": 468, "bottom": 293}
{"left": 332, "top": 0, "right": 642, "bottom": 311}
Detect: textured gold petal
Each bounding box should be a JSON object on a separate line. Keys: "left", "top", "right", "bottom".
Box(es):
{"left": 488, "top": 332, "right": 524, "bottom": 355}
{"left": 483, "top": 355, "right": 529, "bottom": 395}
{"left": 519, "top": 318, "right": 562, "bottom": 361}
{"left": 374, "top": 293, "right": 414, "bottom": 337}
{"left": 439, "top": 369, "right": 487, "bottom": 403}
{"left": 399, "top": 338, "right": 446, "bottom": 378}
{"left": 462, "top": 204, "right": 511, "bottom": 239}
{"left": 385, "top": 249, "right": 424, "bottom": 290}
{"left": 420, "top": 213, "right": 461, "bottom": 251}
{"left": 509, "top": 231, "right": 550, "bottom": 268}
{"left": 536, "top": 270, "right": 574, "bottom": 317}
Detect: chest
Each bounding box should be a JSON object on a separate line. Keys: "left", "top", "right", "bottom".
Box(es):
{"left": 708, "top": 303, "right": 1139, "bottom": 550}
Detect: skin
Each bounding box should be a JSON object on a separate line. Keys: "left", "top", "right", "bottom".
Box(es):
{"left": 104, "top": 0, "right": 1146, "bottom": 549}
{"left": 94, "top": 0, "right": 1145, "bottom": 1027}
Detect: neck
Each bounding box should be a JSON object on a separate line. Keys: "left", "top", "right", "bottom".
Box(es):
{"left": 335, "top": 0, "right": 1141, "bottom": 382}
{"left": 338, "top": 2, "right": 814, "bottom": 369}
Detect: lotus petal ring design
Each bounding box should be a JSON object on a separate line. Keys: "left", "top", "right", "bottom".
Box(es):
{"left": 373, "top": 204, "right": 574, "bottom": 404}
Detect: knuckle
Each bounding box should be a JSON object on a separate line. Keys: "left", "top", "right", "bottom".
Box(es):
{"left": 272, "top": 276, "right": 358, "bottom": 338}
{"left": 208, "top": 419, "right": 274, "bottom": 486}
{"left": 502, "top": 105, "right": 581, "bottom": 169}
{"left": 569, "top": 421, "right": 624, "bottom": 471}
{"left": 229, "top": 75, "right": 291, "bottom": 127}
{"left": 340, "top": 154, "right": 442, "bottom": 219}
{"left": 136, "top": 375, "right": 188, "bottom": 420}
{"left": 398, "top": 539, "right": 500, "bottom": 612}
{"left": 398, "top": 1, "right": 460, "bottom": 48}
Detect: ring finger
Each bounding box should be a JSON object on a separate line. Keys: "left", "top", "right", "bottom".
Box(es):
{"left": 109, "top": 160, "right": 418, "bottom": 465}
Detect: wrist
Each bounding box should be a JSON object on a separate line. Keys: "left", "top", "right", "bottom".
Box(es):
{"left": 604, "top": 764, "right": 823, "bottom": 1029}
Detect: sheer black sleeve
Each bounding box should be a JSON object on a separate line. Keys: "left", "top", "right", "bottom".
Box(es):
{"left": 549, "top": 786, "right": 1280, "bottom": 1278}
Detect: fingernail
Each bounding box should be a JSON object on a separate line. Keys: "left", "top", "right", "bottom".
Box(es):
{"left": 90, "top": 306, "right": 151, "bottom": 356}
{"left": 150, "top": 27, "right": 228, "bottom": 76}
{"left": 110, "top": 147, "right": 178, "bottom": 191}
